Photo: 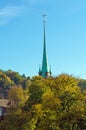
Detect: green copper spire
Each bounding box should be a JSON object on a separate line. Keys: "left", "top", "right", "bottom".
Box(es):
{"left": 41, "top": 14, "right": 48, "bottom": 77}
{"left": 39, "top": 14, "right": 52, "bottom": 78}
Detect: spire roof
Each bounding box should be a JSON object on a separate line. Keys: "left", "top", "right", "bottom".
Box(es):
{"left": 39, "top": 14, "right": 52, "bottom": 78}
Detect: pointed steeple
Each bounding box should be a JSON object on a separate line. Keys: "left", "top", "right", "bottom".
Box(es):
{"left": 38, "top": 64, "right": 42, "bottom": 75}
{"left": 39, "top": 14, "right": 52, "bottom": 78}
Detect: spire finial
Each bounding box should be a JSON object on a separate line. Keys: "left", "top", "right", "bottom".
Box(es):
{"left": 43, "top": 13, "right": 47, "bottom": 23}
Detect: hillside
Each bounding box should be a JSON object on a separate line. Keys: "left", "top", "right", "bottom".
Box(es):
{"left": 0, "top": 70, "right": 30, "bottom": 98}
{"left": 0, "top": 70, "right": 86, "bottom": 98}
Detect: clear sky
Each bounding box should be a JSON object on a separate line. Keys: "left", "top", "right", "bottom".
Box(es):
{"left": 0, "top": 0, "right": 86, "bottom": 79}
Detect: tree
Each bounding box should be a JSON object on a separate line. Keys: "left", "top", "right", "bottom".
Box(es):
{"left": 8, "top": 86, "right": 27, "bottom": 110}
{"left": 0, "top": 112, "right": 31, "bottom": 130}
{"left": 0, "top": 74, "right": 86, "bottom": 130}
{"left": 0, "top": 71, "right": 14, "bottom": 98}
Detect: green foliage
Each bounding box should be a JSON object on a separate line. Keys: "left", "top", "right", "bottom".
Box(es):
{"left": 0, "top": 70, "right": 30, "bottom": 98}
{"left": 0, "top": 71, "right": 14, "bottom": 88}
{"left": 0, "top": 71, "right": 14, "bottom": 98}
{"left": 0, "top": 73, "right": 86, "bottom": 130}
{"left": 78, "top": 79, "right": 86, "bottom": 90}
{"left": 5, "top": 70, "right": 27, "bottom": 88}
{"left": 8, "top": 86, "right": 28, "bottom": 110}
{"left": 25, "top": 77, "right": 44, "bottom": 109}
{"left": 0, "top": 112, "right": 31, "bottom": 130}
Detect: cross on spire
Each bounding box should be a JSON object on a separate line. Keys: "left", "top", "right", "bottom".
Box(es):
{"left": 43, "top": 13, "right": 47, "bottom": 23}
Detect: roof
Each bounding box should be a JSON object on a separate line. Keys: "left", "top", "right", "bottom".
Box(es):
{"left": 0, "top": 99, "right": 9, "bottom": 108}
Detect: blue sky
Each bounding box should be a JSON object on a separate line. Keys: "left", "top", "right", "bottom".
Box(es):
{"left": 0, "top": 0, "right": 86, "bottom": 79}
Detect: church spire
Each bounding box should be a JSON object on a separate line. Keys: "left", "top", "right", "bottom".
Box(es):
{"left": 39, "top": 14, "right": 52, "bottom": 78}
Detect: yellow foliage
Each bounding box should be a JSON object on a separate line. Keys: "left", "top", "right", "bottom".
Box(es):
{"left": 8, "top": 86, "right": 26, "bottom": 108}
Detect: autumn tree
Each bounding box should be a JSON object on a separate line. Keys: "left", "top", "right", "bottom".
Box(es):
{"left": 0, "top": 71, "right": 14, "bottom": 98}
{"left": 8, "top": 86, "right": 28, "bottom": 110}
{"left": 0, "top": 74, "right": 86, "bottom": 130}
